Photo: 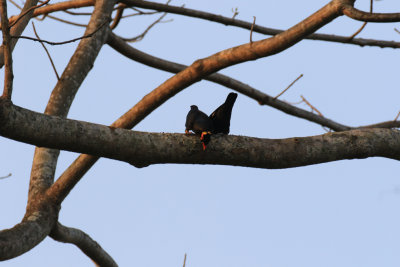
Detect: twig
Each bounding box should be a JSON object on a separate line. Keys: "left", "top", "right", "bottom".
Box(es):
{"left": 0, "top": 0, "right": 14, "bottom": 100}
{"left": 394, "top": 110, "right": 400, "bottom": 121}
{"left": 395, "top": 28, "right": 400, "bottom": 34}
{"left": 122, "top": 12, "right": 166, "bottom": 42}
{"left": 182, "top": 253, "right": 187, "bottom": 267}
{"left": 0, "top": 173, "right": 11, "bottom": 179}
{"left": 348, "top": 22, "right": 367, "bottom": 41}
{"left": 62, "top": 10, "right": 92, "bottom": 16}
{"left": 250, "top": 16, "right": 255, "bottom": 43}
{"left": 47, "top": 14, "right": 87, "bottom": 27}
{"left": 10, "top": 20, "right": 107, "bottom": 45}
{"left": 300, "top": 95, "right": 323, "bottom": 117}
{"left": 231, "top": 7, "right": 238, "bottom": 19}
{"left": 347, "top": 0, "right": 373, "bottom": 41}
{"left": 32, "top": 22, "right": 59, "bottom": 80}
{"left": 8, "top": 0, "right": 22, "bottom": 10}
{"left": 274, "top": 74, "right": 303, "bottom": 100}
{"left": 121, "top": 10, "right": 159, "bottom": 18}
{"left": 110, "top": 3, "right": 126, "bottom": 30}
{"left": 8, "top": 0, "right": 49, "bottom": 28}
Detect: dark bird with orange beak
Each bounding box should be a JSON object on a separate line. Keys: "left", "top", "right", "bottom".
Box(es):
{"left": 185, "top": 105, "right": 214, "bottom": 150}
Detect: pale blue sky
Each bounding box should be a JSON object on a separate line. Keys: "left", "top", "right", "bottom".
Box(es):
{"left": 1, "top": 0, "right": 400, "bottom": 266}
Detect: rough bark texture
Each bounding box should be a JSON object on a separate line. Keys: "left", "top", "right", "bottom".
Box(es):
{"left": 1, "top": 0, "right": 399, "bottom": 264}
{"left": 0, "top": 200, "right": 59, "bottom": 261}
{"left": 1, "top": 99, "right": 399, "bottom": 173}
{"left": 0, "top": 0, "right": 116, "bottom": 261}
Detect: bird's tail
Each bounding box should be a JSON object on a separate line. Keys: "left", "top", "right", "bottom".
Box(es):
{"left": 225, "top": 93, "right": 238, "bottom": 109}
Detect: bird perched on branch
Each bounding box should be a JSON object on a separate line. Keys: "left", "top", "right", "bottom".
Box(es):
{"left": 185, "top": 92, "right": 238, "bottom": 150}
{"left": 185, "top": 105, "right": 214, "bottom": 150}
{"left": 209, "top": 92, "right": 238, "bottom": 134}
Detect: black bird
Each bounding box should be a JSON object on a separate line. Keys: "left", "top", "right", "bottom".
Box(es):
{"left": 209, "top": 92, "right": 238, "bottom": 134}
{"left": 185, "top": 105, "right": 214, "bottom": 150}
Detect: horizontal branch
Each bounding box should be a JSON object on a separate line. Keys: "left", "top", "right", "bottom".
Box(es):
{"left": 121, "top": 0, "right": 400, "bottom": 48}
{"left": 0, "top": 99, "right": 399, "bottom": 171}
{"left": 50, "top": 222, "right": 117, "bottom": 267}
{"left": 342, "top": 4, "right": 400, "bottom": 22}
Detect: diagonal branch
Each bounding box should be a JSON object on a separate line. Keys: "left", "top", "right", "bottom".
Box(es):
{"left": 8, "top": 0, "right": 49, "bottom": 28}
{"left": 50, "top": 222, "right": 117, "bottom": 267}
{"left": 32, "top": 22, "right": 60, "bottom": 80}
{"left": 0, "top": 0, "right": 117, "bottom": 262}
{"left": 107, "top": 32, "right": 349, "bottom": 131}
{"left": 120, "top": 0, "right": 400, "bottom": 49}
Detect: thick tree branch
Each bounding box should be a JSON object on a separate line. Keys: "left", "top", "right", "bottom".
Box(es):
{"left": 0, "top": 200, "right": 59, "bottom": 261}
{"left": 107, "top": 33, "right": 350, "bottom": 131}
{"left": 50, "top": 222, "right": 117, "bottom": 267}
{"left": 0, "top": 99, "right": 399, "bottom": 179}
{"left": 44, "top": 0, "right": 348, "bottom": 205}
{"left": 342, "top": 4, "right": 400, "bottom": 22}
{"left": 0, "top": 0, "right": 116, "bottom": 262}
{"left": 121, "top": 0, "right": 400, "bottom": 49}
{"left": 28, "top": 0, "right": 115, "bottom": 204}
{"left": 6, "top": 0, "right": 94, "bottom": 27}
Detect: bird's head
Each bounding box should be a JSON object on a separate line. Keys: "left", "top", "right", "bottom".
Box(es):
{"left": 190, "top": 105, "right": 198, "bottom": 110}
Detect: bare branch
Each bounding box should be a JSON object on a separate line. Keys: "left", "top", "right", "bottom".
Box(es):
{"left": 121, "top": 0, "right": 400, "bottom": 48}
{"left": 28, "top": 0, "right": 115, "bottom": 204}
{"left": 0, "top": 199, "right": 59, "bottom": 261}
{"left": 121, "top": 12, "right": 166, "bottom": 42}
{"left": 8, "top": 0, "right": 49, "bottom": 28}
{"left": 300, "top": 95, "right": 324, "bottom": 117}
{"left": 274, "top": 74, "right": 303, "bottom": 100}
{"left": 394, "top": 111, "right": 400, "bottom": 121}
{"left": 62, "top": 10, "right": 93, "bottom": 16}
{"left": 7, "top": 0, "right": 94, "bottom": 26}
{"left": 110, "top": 3, "right": 125, "bottom": 29}
{"left": 0, "top": 0, "right": 117, "bottom": 262}
{"left": 250, "top": 16, "right": 255, "bottom": 43}
{"left": 50, "top": 222, "right": 118, "bottom": 267}
{"left": 121, "top": 9, "right": 160, "bottom": 18}
{"left": 358, "top": 120, "right": 400, "bottom": 129}
{"left": 347, "top": 0, "right": 373, "bottom": 41}
{"left": 183, "top": 253, "right": 187, "bottom": 267}
{"left": 0, "top": 0, "right": 14, "bottom": 100}
{"left": 45, "top": 14, "right": 87, "bottom": 27}
{"left": 11, "top": 20, "right": 107, "bottom": 45}
{"left": 0, "top": 0, "right": 41, "bottom": 68}
{"left": 342, "top": 4, "right": 400, "bottom": 22}
{"left": 1, "top": 100, "right": 400, "bottom": 176}
{"left": 32, "top": 22, "right": 60, "bottom": 80}
{"left": 0, "top": 173, "right": 11, "bottom": 179}
{"left": 107, "top": 33, "right": 349, "bottom": 131}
